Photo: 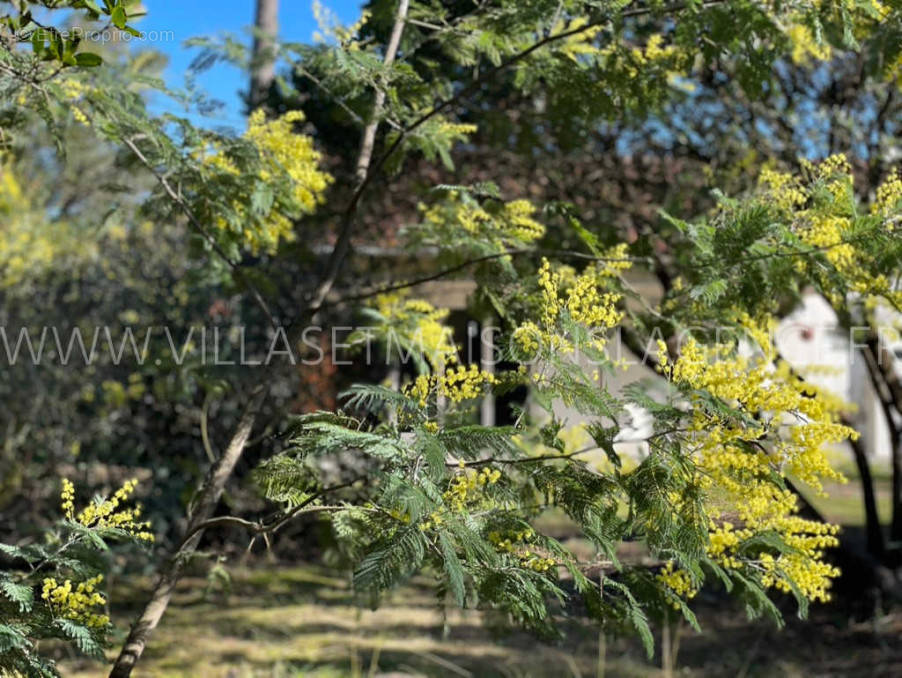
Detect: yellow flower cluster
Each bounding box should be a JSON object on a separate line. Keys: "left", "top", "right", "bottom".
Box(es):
{"left": 522, "top": 554, "right": 557, "bottom": 573}
{"left": 41, "top": 575, "right": 109, "bottom": 628}
{"left": 553, "top": 17, "right": 604, "bottom": 62}
{"left": 61, "top": 478, "right": 154, "bottom": 542}
{"left": 513, "top": 257, "right": 628, "bottom": 356}
{"left": 0, "top": 159, "right": 86, "bottom": 288}
{"left": 538, "top": 259, "right": 562, "bottom": 328}
{"left": 692, "top": 518, "right": 841, "bottom": 602}
{"left": 659, "top": 317, "right": 851, "bottom": 602}
{"left": 404, "top": 364, "right": 498, "bottom": 407}
{"left": 706, "top": 517, "right": 834, "bottom": 594}
{"left": 786, "top": 23, "right": 832, "bottom": 65}
{"left": 388, "top": 508, "right": 411, "bottom": 523}
{"left": 417, "top": 510, "right": 444, "bottom": 531}
{"left": 503, "top": 199, "right": 546, "bottom": 242}
{"left": 312, "top": 1, "right": 370, "bottom": 48}
{"left": 428, "top": 117, "right": 479, "bottom": 154}
{"left": 802, "top": 153, "right": 853, "bottom": 198}
{"left": 375, "top": 294, "right": 457, "bottom": 367}
{"left": 784, "top": 0, "right": 894, "bottom": 68}
{"left": 760, "top": 520, "right": 841, "bottom": 601}
{"left": 55, "top": 77, "right": 91, "bottom": 124}
{"left": 512, "top": 321, "right": 542, "bottom": 357}
{"left": 668, "top": 337, "right": 850, "bottom": 489}
{"left": 551, "top": 257, "right": 627, "bottom": 331}
{"left": 758, "top": 167, "right": 807, "bottom": 211}
{"left": 598, "top": 243, "right": 633, "bottom": 277}
{"left": 707, "top": 522, "right": 750, "bottom": 570}
{"left": 873, "top": 169, "right": 902, "bottom": 217}
{"left": 60, "top": 478, "right": 75, "bottom": 518}
{"left": 597, "top": 33, "right": 686, "bottom": 81}
{"left": 442, "top": 364, "right": 498, "bottom": 402}
{"left": 412, "top": 468, "right": 503, "bottom": 530}
{"left": 443, "top": 467, "right": 501, "bottom": 511}
{"left": 803, "top": 214, "right": 856, "bottom": 268}
{"left": 604, "top": 34, "right": 678, "bottom": 68}
{"left": 487, "top": 527, "right": 555, "bottom": 572}
{"left": 565, "top": 266, "right": 624, "bottom": 329}
{"left": 406, "top": 375, "right": 437, "bottom": 408}
{"left": 756, "top": 156, "right": 902, "bottom": 308}
{"left": 419, "top": 193, "right": 545, "bottom": 248}
{"left": 488, "top": 528, "right": 534, "bottom": 552}
{"left": 58, "top": 78, "right": 86, "bottom": 100}
{"left": 204, "top": 109, "right": 331, "bottom": 254}
{"left": 657, "top": 561, "right": 698, "bottom": 607}
{"left": 436, "top": 120, "right": 477, "bottom": 137}
{"left": 244, "top": 109, "right": 331, "bottom": 210}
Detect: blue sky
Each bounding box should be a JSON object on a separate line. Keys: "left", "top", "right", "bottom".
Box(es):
{"left": 134, "top": 0, "right": 363, "bottom": 128}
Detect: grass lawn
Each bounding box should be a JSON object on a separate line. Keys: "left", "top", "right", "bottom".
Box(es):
{"left": 56, "top": 561, "right": 902, "bottom": 677}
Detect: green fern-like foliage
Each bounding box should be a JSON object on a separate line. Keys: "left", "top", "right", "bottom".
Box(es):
{"left": 0, "top": 481, "right": 152, "bottom": 678}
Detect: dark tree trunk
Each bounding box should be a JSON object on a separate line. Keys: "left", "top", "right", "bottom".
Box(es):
{"left": 862, "top": 339, "right": 902, "bottom": 547}
{"left": 850, "top": 435, "right": 886, "bottom": 559}
{"left": 892, "top": 439, "right": 902, "bottom": 544}
{"left": 248, "top": 0, "right": 278, "bottom": 112}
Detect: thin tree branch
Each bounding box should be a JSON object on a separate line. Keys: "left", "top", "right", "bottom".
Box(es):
{"left": 177, "top": 477, "right": 365, "bottom": 548}
{"left": 306, "top": 0, "right": 411, "bottom": 315}
{"left": 863, "top": 336, "right": 902, "bottom": 543}
{"left": 200, "top": 396, "right": 216, "bottom": 464}
{"left": 329, "top": 249, "right": 646, "bottom": 306}
{"left": 121, "top": 135, "right": 278, "bottom": 329}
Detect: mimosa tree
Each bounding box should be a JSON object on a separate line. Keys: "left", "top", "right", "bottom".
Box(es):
{"left": 0, "top": 1, "right": 901, "bottom": 676}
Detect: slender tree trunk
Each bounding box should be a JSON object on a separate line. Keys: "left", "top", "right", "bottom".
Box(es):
{"left": 850, "top": 436, "right": 886, "bottom": 559}
{"left": 870, "top": 340, "right": 902, "bottom": 543}
{"left": 248, "top": 0, "right": 279, "bottom": 112}
{"left": 661, "top": 616, "right": 672, "bottom": 678}
{"left": 480, "top": 316, "right": 496, "bottom": 426}
{"left": 862, "top": 339, "right": 902, "bottom": 546}
{"left": 892, "top": 438, "right": 902, "bottom": 544}
{"left": 109, "top": 388, "right": 264, "bottom": 678}
{"left": 306, "top": 0, "right": 411, "bottom": 313}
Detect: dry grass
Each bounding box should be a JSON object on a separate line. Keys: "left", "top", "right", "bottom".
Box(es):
{"left": 53, "top": 561, "right": 902, "bottom": 678}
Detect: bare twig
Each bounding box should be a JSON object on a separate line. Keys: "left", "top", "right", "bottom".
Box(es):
{"left": 329, "top": 249, "right": 645, "bottom": 307}
{"left": 200, "top": 396, "right": 216, "bottom": 463}
{"left": 178, "top": 476, "right": 365, "bottom": 548}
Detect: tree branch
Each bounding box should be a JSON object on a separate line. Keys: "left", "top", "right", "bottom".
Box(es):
{"left": 177, "top": 477, "right": 364, "bottom": 548}
{"left": 109, "top": 386, "right": 266, "bottom": 678}
{"left": 121, "top": 135, "right": 278, "bottom": 329}
{"left": 329, "top": 248, "right": 645, "bottom": 307}
{"left": 306, "top": 0, "right": 411, "bottom": 315}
